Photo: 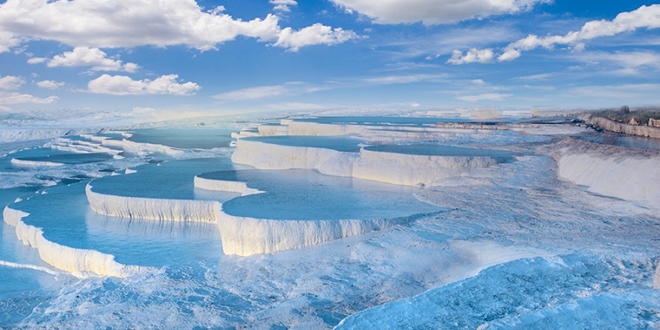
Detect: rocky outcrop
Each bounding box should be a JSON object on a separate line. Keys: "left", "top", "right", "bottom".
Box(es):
{"left": 649, "top": 118, "right": 660, "bottom": 128}
{"left": 582, "top": 114, "right": 660, "bottom": 138}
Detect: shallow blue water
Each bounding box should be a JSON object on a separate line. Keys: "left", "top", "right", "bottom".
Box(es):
{"left": 203, "top": 169, "right": 440, "bottom": 220}
{"left": 12, "top": 152, "right": 114, "bottom": 165}
{"left": 126, "top": 128, "right": 235, "bottom": 149}
{"left": 243, "top": 136, "right": 365, "bottom": 152}
{"left": 90, "top": 157, "right": 236, "bottom": 199}
{"left": 8, "top": 182, "right": 224, "bottom": 267}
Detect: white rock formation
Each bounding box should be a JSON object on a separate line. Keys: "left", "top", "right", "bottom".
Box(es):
{"left": 193, "top": 176, "right": 263, "bottom": 196}
{"left": 553, "top": 138, "right": 660, "bottom": 205}
{"left": 231, "top": 138, "right": 503, "bottom": 186}
{"left": 86, "top": 184, "right": 220, "bottom": 222}
{"left": 217, "top": 209, "right": 419, "bottom": 256}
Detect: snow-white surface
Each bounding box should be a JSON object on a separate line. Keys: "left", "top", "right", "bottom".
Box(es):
{"left": 553, "top": 138, "right": 660, "bottom": 205}
{"left": 2, "top": 206, "right": 150, "bottom": 278}
{"left": 86, "top": 184, "right": 220, "bottom": 223}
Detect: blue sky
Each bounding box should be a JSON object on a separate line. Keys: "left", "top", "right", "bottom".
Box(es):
{"left": 0, "top": 0, "right": 659, "bottom": 117}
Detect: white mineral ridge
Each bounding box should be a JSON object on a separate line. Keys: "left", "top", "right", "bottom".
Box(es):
{"left": 100, "top": 138, "right": 184, "bottom": 156}
{"left": 86, "top": 184, "right": 220, "bottom": 222}
{"left": 50, "top": 136, "right": 121, "bottom": 155}
{"left": 258, "top": 125, "right": 289, "bottom": 136}
{"left": 193, "top": 176, "right": 263, "bottom": 196}
{"left": 10, "top": 158, "right": 64, "bottom": 167}
{"left": 352, "top": 148, "right": 497, "bottom": 186}
{"left": 217, "top": 209, "right": 416, "bottom": 256}
{"left": 287, "top": 121, "right": 367, "bottom": 136}
{"left": 2, "top": 205, "right": 150, "bottom": 278}
{"left": 231, "top": 139, "right": 499, "bottom": 186}
{"left": 194, "top": 175, "right": 419, "bottom": 256}
{"left": 553, "top": 139, "right": 660, "bottom": 204}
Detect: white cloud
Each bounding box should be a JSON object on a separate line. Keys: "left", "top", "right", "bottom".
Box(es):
{"left": 36, "top": 80, "right": 65, "bottom": 90}
{"left": 330, "top": 0, "right": 549, "bottom": 25}
{"left": 36, "top": 47, "right": 139, "bottom": 72}
{"left": 27, "top": 57, "right": 47, "bottom": 64}
{"left": 451, "top": 4, "right": 660, "bottom": 64}
{"left": 273, "top": 23, "right": 360, "bottom": 51}
{"left": 214, "top": 82, "right": 321, "bottom": 101}
{"left": 270, "top": 0, "right": 297, "bottom": 12}
{"left": 0, "top": 92, "right": 57, "bottom": 104}
{"left": 447, "top": 48, "right": 494, "bottom": 64}
{"left": 0, "top": 0, "right": 357, "bottom": 52}
{"left": 456, "top": 93, "right": 512, "bottom": 102}
{"left": 87, "top": 74, "right": 200, "bottom": 96}
{"left": 0, "top": 75, "right": 24, "bottom": 90}
{"left": 0, "top": 30, "right": 20, "bottom": 53}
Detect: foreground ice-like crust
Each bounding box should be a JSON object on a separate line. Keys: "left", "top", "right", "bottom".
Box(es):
{"left": 232, "top": 139, "right": 501, "bottom": 186}
{"left": 86, "top": 184, "right": 220, "bottom": 222}
{"left": 553, "top": 138, "right": 660, "bottom": 204}
{"left": 3, "top": 206, "right": 150, "bottom": 278}
{"left": 336, "top": 256, "right": 660, "bottom": 329}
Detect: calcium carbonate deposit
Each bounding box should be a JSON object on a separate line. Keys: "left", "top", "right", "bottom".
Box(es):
{"left": 1, "top": 114, "right": 659, "bottom": 329}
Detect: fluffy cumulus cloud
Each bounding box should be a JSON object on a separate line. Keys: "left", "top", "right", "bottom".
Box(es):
{"left": 274, "top": 24, "right": 360, "bottom": 52}
{"left": 330, "top": 0, "right": 549, "bottom": 25}
{"left": 447, "top": 48, "right": 495, "bottom": 64}
{"left": 0, "top": 75, "right": 57, "bottom": 105}
{"left": 0, "top": 75, "right": 24, "bottom": 90}
{"left": 451, "top": 4, "right": 660, "bottom": 64}
{"left": 87, "top": 74, "right": 200, "bottom": 96}
{"left": 0, "top": 30, "right": 20, "bottom": 53}
{"left": 29, "top": 47, "right": 138, "bottom": 72}
{"left": 0, "top": 0, "right": 358, "bottom": 52}
{"left": 270, "top": 0, "right": 297, "bottom": 12}
{"left": 36, "top": 80, "right": 65, "bottom": 90}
